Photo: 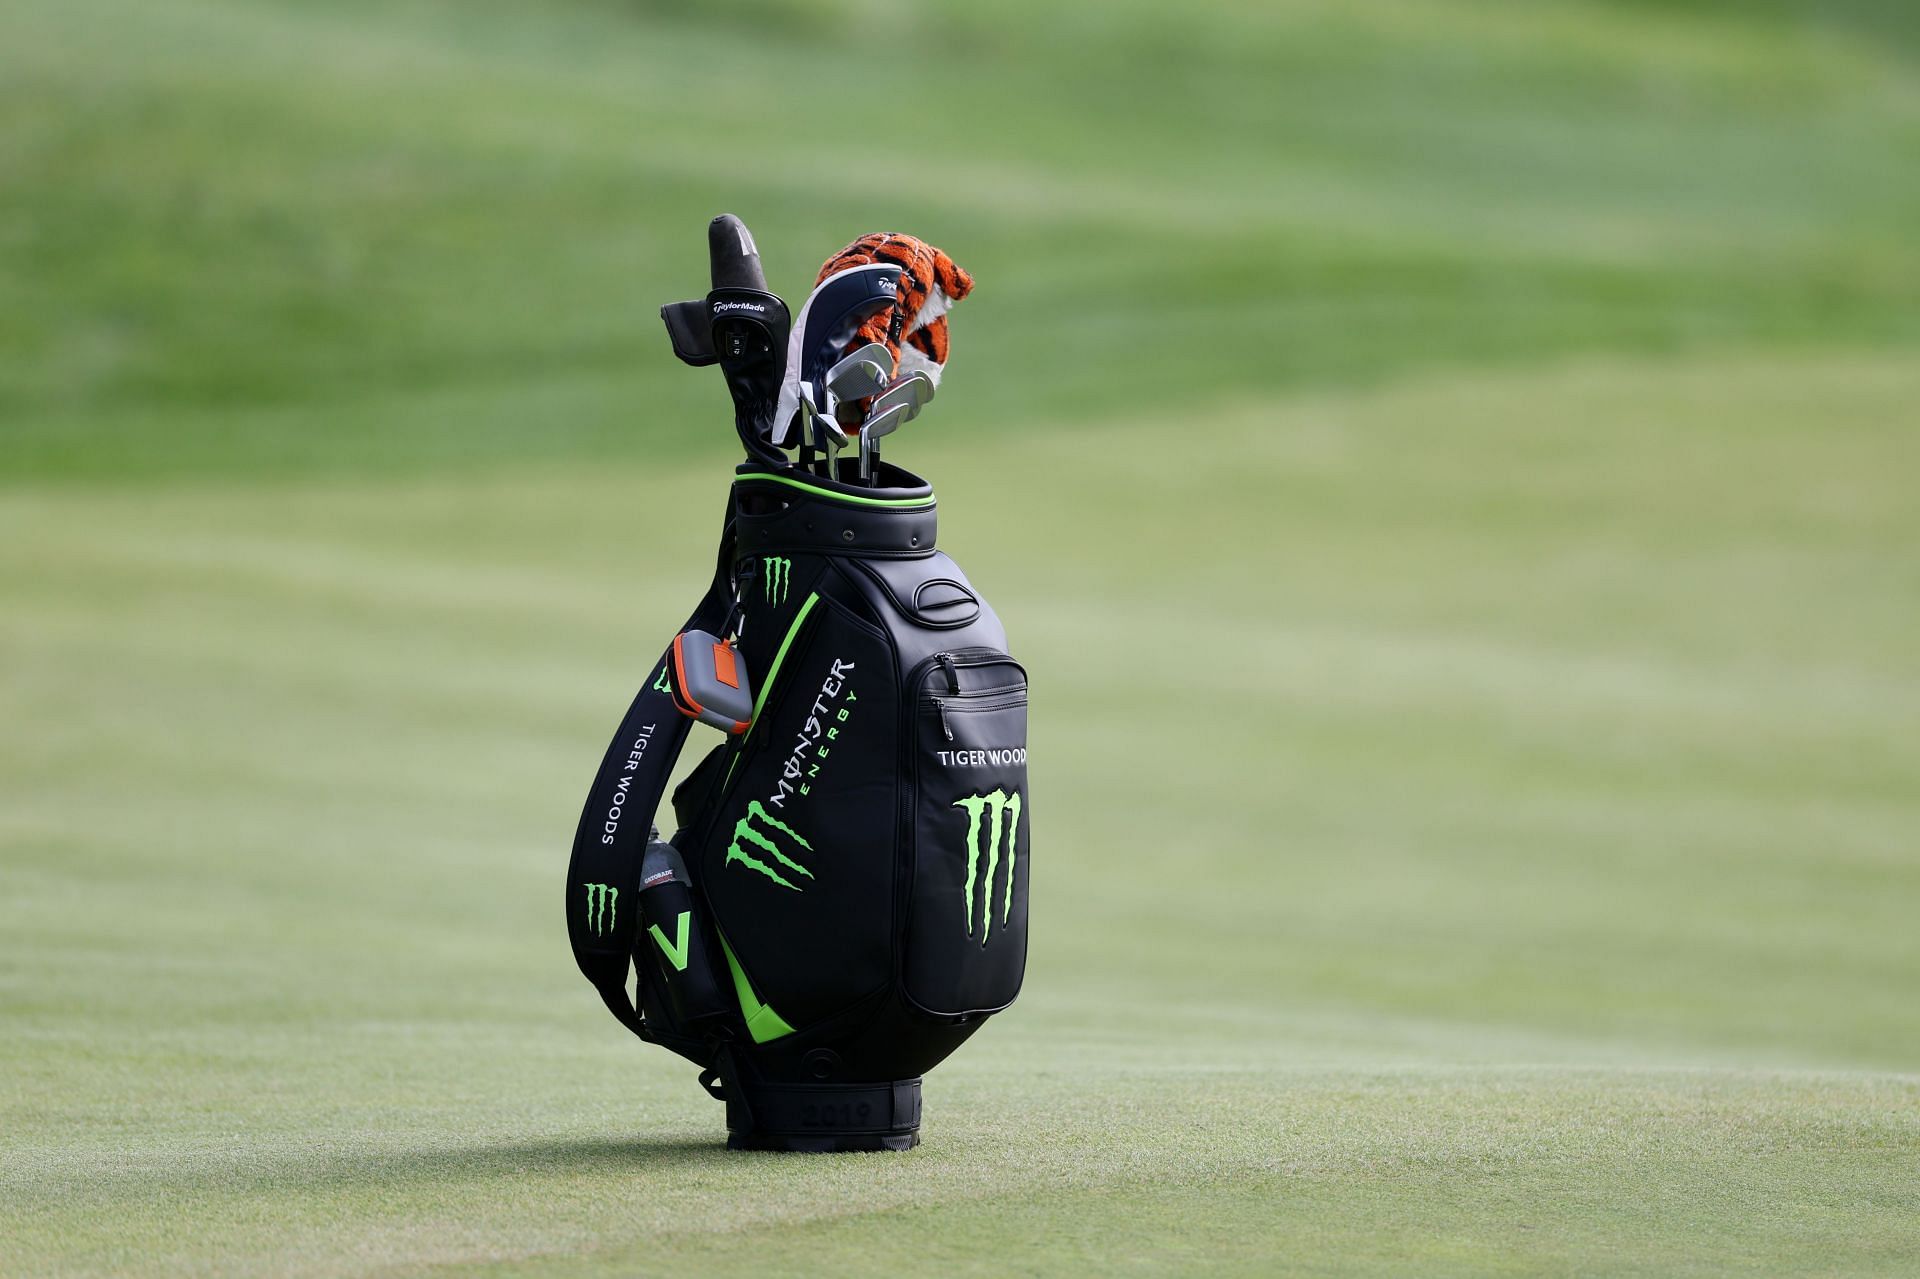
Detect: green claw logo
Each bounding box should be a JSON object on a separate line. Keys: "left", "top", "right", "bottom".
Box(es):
{"left": 953, "top": 788, "right": 1021, "bottom": 945}
{"left": 725, "top": 799, "right": 815, "bottom": 891}
{"left": 651, "top": 663, "right": 672, "bottom": 694}
{"left": 583, "top": 882, "right": 618, "bottom": 937}
{"left": 763, "top": 556, "right": 791, "bottom": 607}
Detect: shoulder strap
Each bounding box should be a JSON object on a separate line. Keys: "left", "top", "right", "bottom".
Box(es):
{"left": 565, "top": 499, "right": 737, "bottom": 1040}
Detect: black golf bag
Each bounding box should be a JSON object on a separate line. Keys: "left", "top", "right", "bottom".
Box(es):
{"left": 564, "top": 219, "right": 1029, "bottom": 1151}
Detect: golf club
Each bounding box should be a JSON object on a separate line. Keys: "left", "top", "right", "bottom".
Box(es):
{"left": 770, "top": 264, "right": 904, "bottom": 451}
{"left": 857, "top": 402, "right": 911, "bottom": 484}
{"left": 866, "top": 370, "right": 934, "bottom": 424}
{"left": 825, "top": 342, "right": 894, "bottom": 404}
{"left": 807, "top": 396, "right": 849, "bottom": 480}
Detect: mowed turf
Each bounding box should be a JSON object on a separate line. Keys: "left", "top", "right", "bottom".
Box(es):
{"left": 5, "top": 355, "right": 1917, "bottom": 1275}
{"left": 4, "top": 0, "right": 1920, "bottom": 1275}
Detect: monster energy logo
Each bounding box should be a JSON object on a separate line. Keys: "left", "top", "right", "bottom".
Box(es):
{"left": 725, "top": 799, "right": 815, "bottom": 891}
{"left": 651, "top": 663, "right": 671, "bottom": 694}
{"left": 583, "top": 882, "right": 618, "bottom": 937}
{"left": 763, "top": 556, "right": 791, "bottom": 607}
{"left": 953, "top": 788, "right": 1021, "bottom": 945}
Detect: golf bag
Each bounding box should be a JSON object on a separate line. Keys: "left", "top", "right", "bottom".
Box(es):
{"left": 564, "top": 409, "right": 1029, "bottom": 1147}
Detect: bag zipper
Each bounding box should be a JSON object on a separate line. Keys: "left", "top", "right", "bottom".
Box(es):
{"left": 907, "top": 647, "right": 1021, "bottom": 690}
{"left": 924, "top": 687, "right": 1026, "bottom": 743}
{"left": 913, "top": 647, "right": 1024, "bottom": 743}
{"left": 933, "top": 652, "right": 959, "bottom": 736}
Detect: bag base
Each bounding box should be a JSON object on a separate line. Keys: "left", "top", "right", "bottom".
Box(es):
{"left": 723, "top": 1077, "right": 923, "bottom": 1153}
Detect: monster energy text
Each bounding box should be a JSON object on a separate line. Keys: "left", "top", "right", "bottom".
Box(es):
{"left": 954, "top": 788, "right": 1021, "bottom": 945}
{"left": 768, "top": 658, "right": 856, "bottom": 810}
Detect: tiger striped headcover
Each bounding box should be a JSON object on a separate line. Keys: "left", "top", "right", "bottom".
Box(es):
{"left": 814, "top": 233, "right": 974, "bottom": 387}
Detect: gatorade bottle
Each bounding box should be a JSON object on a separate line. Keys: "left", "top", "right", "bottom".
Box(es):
{"left": 637, "top": 839, "right": 730, "bottom": 1027}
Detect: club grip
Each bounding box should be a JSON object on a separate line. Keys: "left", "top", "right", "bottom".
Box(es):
{"left": 709, "top": 214, "right": 768, "bottom": 292}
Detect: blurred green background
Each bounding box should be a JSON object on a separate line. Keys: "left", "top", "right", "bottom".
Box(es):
{"left": 3, "top": 1, "right": 1917, "bottom": 1274}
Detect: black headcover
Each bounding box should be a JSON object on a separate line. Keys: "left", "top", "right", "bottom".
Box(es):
{"left": 661, "top": 215, "right": 791, "bottom": 466}
{"left": 769, "top": 263, "right": 903, "bottom": 448}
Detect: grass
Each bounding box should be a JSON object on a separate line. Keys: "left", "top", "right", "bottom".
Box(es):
{"left": 3, "top": 0, "right": 1919, "bottom": 1274}
{"left": 5, "top": 0, "right": 1919, "bottom": 478}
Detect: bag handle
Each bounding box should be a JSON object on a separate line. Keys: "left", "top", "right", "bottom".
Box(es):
{"left": 565, "top": 500, "right": 737, "bottom": 1041}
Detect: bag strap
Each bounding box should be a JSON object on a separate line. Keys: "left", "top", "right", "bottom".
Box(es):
{"left": 565, "top": 499, "right": 737, "bottom": 1041}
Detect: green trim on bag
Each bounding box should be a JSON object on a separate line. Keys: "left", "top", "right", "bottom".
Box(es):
{"left": 718, "top": 931, "right": 796, "bottom": 1044}
{"left": 751, "top": 591, "right": 818, "bottom": 725}
{"left": 738, "top": 471, "right": 935, "bottom": 509}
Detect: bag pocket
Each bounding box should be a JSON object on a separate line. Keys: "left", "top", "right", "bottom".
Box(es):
{"left": 902, "top": 650, "right": 1030, "bottom": 1017}
{"left": 697, "top": 595, "right": 901, "bottom": 1041}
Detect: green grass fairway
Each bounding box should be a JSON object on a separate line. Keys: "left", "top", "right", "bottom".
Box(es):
{"left": 4, "top": 1, "right": 1919, "bottom": 1274}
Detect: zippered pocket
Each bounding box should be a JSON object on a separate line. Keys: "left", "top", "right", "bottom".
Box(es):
{"left": 902, "top": 651, "right": 1030, "bottom": 1017}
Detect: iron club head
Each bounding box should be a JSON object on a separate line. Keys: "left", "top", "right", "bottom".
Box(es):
{"left": 867, "top": 370, "right": 934, "bottom": 424}
{"left": 825, "top": 342, "right": 894, "bottom": 402}
{"left": 857, "top": 402, "right": 911, "bottom": 484}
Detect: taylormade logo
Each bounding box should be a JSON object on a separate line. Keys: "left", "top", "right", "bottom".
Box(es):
{"left": 712, "top": 300, "right": 768, "bottom": 315}
{"left": 954, "top": 788, "right": 1021, "bottom": 946}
